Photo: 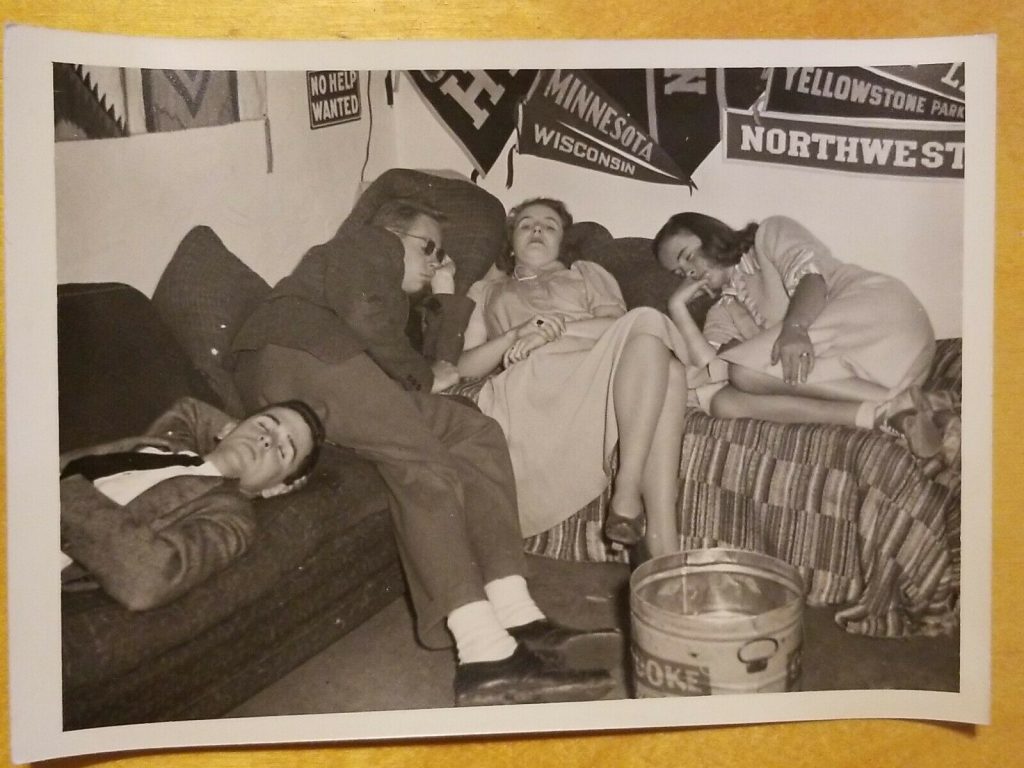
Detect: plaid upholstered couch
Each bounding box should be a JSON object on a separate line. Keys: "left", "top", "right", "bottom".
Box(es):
{"left": 517, "top": 339, "right": 962, "bottom": 639}
{"left": 517, "top": 231, "right": 963, "bottom": 641}
{"left": 446, "top": 224, "right": 962, "bottom": 641}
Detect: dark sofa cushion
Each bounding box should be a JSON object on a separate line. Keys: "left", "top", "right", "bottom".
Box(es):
{"left": 343, "top": 168, "right": 508, "bottom": 294}
{"left": 564, "top": 235, "right": 715, "bottom": 328}
{"left": 58, "top": 279, "right": 406, "bottom": 728}
{"left": 57, "top": 282, "right": 220, "bottom": 453}
{"left": 64, "top": 508, "right": 404, "bottom": 728}
{"left": 561, "top": 221, "right": 614, "bottom": 264}
{"left": 62, "top": 444, "right": 390, "bottom": 690}
{"left": 152, "top": 226, "right": 271, "bottom": 417}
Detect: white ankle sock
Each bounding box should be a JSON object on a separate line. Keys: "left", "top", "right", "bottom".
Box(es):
{"left": 484, "top": 575, "right": 546, "bottom": 629}
{"left": 446, "top": 600, "right": 517, "bottom": 664}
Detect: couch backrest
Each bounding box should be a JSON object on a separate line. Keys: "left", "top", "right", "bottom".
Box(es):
{"left": 563, "top": 229, "right": 716, "bottom": 327}
{"left": 342, "top": 168, "right": 508, "bottom": 295}
{"left": 151, "top": 226, "right": 271, "bottom": 417}
{"left": 58, "top": 282, "right": 221, "bottom": 453}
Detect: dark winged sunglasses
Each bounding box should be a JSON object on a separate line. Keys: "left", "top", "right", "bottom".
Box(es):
{"left": 397, "top": 231, "right": 446, "bottom": 261}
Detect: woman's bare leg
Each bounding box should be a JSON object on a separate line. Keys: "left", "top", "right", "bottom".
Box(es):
{"left": 639, "top": 358, "right": 687, "bottom": 557}
{"left": 610, "top": 334, "right": 670, "bottom": 527}
{"left": 729, "top": 364, "right": 889, "bottom": 403}
{"left": 710, "top": 385, "right": 861, "bottom": 426}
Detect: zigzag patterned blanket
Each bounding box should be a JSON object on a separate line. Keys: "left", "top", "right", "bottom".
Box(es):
{"left": 449, "top": 339, "right": 962, "bottom": 639}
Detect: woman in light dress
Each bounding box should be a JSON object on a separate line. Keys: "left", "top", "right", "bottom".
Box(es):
{"left": 652, "top": 212, "right": 940, "bottom": 454}
{"left": 458, "top": 198, "right": 718, "bottom": 557}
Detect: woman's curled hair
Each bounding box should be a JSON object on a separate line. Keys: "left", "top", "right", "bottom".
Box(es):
{"left": 652, "top": 212, "right": 758, "bottom": 267}
{"left": 496, "top": 197, "right": 574, "bottom": 274}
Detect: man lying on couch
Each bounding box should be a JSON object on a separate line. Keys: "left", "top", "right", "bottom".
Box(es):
{"left": 59, "top": 396, "right": 325, "bottom": 612}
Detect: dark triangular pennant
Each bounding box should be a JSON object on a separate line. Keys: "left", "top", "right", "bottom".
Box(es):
{"left": 517, "top": 70, "right": 691, "bottom": 186}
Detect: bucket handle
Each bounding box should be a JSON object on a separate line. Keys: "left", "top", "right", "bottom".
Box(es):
{"left": 737, "top": 637, "right": 779, "bottom": 674}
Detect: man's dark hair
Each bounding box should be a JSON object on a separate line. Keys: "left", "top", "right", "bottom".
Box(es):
{"left": 370, "top": 197, "right": 446, "bottom": 232}
{"left": 263, "top": 399, "right": 326, "bottom": 487}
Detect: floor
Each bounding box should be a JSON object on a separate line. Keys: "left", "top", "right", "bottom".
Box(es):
{"left": 227, "top": 555, "right": 959, "bottom": 717}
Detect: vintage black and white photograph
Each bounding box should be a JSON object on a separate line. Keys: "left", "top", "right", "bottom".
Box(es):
{"left": 5, "top": 29, "right": 994, "bottom": 763}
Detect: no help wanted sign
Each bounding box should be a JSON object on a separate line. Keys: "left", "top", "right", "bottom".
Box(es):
{"left": 307, "top": 70, "right": 361, "bottom": 129}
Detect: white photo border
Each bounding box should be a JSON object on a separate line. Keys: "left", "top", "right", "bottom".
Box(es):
{"left": 4, "top": 26, "right": 995, "bottom": 763}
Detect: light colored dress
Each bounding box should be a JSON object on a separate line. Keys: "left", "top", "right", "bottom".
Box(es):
{"left": 705, "top": 216, "right": 936, "bottom": 394}
{"left": 466, "top": 261, "right": 708, "bottom": 537}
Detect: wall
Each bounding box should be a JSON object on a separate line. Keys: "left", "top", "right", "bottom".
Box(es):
{"left": 55, "top": 69, "right": 398, "bottom": 295}
{"left": 393, "top": 76, "right": 964, "bottom": 340}
{"left": 54, "top": 69, "right": 965, "bottom": 340}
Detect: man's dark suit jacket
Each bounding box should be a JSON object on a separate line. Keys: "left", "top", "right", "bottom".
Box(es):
{"left": 60, "top": 398, "right": 255, "bottom": 611}
{"left": 231, "top": 222, "right": 475, "bottom": 393}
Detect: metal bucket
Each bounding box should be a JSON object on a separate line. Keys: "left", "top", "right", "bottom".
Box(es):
{"left": 629, "top": 548, "right": 804, "bottom": 697}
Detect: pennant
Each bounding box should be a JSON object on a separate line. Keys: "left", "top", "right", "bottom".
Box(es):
{"left": 873, "top": 63, "right": 966, "bottom": 101}
{"left": 141, "top": 70, "right": 239, "bottom": 133}
{"left": 587, "top": 69, "right": 722, "bottom": 179}
{"left": 723, "top": 108, "right": 965, "bottom": 179}
{"left": 764, "top": 66, "right": 965, "bottom": 123}
{"left": 720, "top": 68, "right": 771, "bottom": 110}
{"left": 645, "top": 69, "right": 721, "bottom": 178}
{"left": 517, "top": 70, "right": 691, "bottom": 186}
{"left": 405, "top": 70, "right": 538, "bottom": 175}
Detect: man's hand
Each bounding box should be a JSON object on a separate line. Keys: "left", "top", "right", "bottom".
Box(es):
{"left": 430, "top": 360, "right": 461, "bottom": 393}
{"left": 430, "top": 255, "right": 456, "bottom": 295}
{"left": 771, "top": 324, "right": 815, "bottom": 385}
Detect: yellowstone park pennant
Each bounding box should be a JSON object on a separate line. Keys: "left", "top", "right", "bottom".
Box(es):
{"left": 764, "top": 65, "right": 966, "bottom": 123}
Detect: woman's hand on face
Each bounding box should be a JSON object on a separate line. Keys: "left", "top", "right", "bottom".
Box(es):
{"left": 668, "top": 278, "right": 714, "bottom": 313}
{"left": 516, "top": 314, "right": 565, "bottom": 342}
{"left": 771, "top": 324, "right": 815, "bottom": 385}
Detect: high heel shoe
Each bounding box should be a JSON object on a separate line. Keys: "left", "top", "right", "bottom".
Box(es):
{"left": 604, "top": 508, "right": 646, "bottom": 547}
{"left": 880, "top": 386, "right": 944, "bottom": 459}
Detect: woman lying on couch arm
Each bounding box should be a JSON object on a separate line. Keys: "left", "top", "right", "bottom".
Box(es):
{"left": 457, "top": 198, "right": 724, "bottom": 558}
{"left": 653, "top": 212, "right": 944, "bottom": 459}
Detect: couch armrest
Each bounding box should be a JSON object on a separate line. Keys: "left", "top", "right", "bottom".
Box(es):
{"left": 58, "top": 282, "right": 221, "bottom": 452}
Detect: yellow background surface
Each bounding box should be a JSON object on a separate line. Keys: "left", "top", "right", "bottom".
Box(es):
{"left": 1, "top": 1, "right": 1020, "bottom": 766}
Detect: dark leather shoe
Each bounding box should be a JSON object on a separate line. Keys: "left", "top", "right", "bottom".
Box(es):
{"left": 454, "top": 645, "right": 615, "bottom": 707}
{"left": 604, "top": 508, "right": 646, "bottom": 547}
{"left": 509, "top": 619, "right": 623, "bottom": 669}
